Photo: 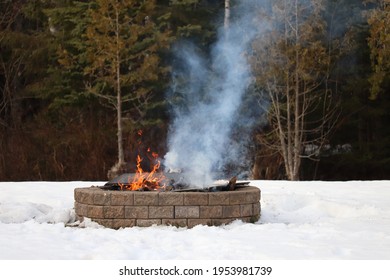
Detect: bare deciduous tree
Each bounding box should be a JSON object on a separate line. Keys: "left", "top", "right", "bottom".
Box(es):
{"left": 251, "top": 0, "right": 342, "bottom": 180}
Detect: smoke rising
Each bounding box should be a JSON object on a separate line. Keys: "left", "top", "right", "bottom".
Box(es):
{"left": 164, "top": 1, "right": 262, "bottom": 187}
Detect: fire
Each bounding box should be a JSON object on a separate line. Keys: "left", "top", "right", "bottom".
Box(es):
{"left": 119, "top": 131, "right": 166, "bottom": 191}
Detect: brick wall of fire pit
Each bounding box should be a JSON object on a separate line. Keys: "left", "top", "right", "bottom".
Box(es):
{"left": 74, "top": 186, "right": 261, "bottom": 229}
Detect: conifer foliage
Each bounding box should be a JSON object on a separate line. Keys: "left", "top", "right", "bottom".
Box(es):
{"left": 83, "top": 0, "right": 171, "bottom": 176}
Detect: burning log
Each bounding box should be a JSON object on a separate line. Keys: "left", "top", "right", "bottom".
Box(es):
{"left": 101, "top": 172, "right": 249, "bottom": 192}
{"left": 228, "top": 176, "right": 237, "bottom": 191}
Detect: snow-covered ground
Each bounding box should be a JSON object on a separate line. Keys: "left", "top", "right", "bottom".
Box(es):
{"left": 0, "top": 180, "right": 389, "bottom": 259}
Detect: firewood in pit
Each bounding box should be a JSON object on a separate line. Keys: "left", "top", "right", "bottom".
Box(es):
{"left": 228, "top": 176, "right": 237, "bottom": 191}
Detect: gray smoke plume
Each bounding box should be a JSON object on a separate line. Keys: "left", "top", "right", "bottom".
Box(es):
{"left": 164, "top": 1, "right": 262, "bottom": 187}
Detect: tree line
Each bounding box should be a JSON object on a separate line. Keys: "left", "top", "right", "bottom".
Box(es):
{"left": 0, "top": 0, "right": 389, "bottom": 181}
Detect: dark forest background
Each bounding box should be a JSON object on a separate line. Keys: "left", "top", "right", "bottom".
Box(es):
{"left": 1, "top": 0, "right": 389, "bottom": 181}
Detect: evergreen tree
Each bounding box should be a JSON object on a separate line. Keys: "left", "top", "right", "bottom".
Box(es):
{"left": 83, "top": 0, "right": 171, "bottom": 177}
{"left": 298, "top": 0, "right": 390, "bottom": 180}
{"left": 0, "top": 0, "right": 52, "bottom": 128}
{"left": 366, "top": 0, "right": 389, "bottom": 100}
{"left": 314, "top": 0, "right": 390, "bottom": 179}
{"left": 43, "top": 0, "right": 91, "bottom": 109}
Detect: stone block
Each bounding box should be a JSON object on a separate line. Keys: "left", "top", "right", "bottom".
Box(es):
{"left": 229, "top": 191, "right": 247, "bottom": 205}
{"left": 75, "top": 188, "right": 94, "bottom": 204}
{"left": 149, "top": 206, "right": 174, "bottom": 219}
{"left": 111, "top": 192, "right": 134, "bottom": 206}
{"left": 87, "top": 205, "right": 104, "bottom": 219}
{"left": 159, "top": 192, "right": 183, "bottom": 205}
{"left": 240, "top": 204, "right": 253, "bottom": 216}
{"left": 125, "top": 206, "right": 148, "bottom": 219}
{"left": 175, "top": 206, "right": 199, "bottom": 218}
{"left": 94, "top": 191, "right": 111, "bottom": 205}
{"left": 134, "top": 192, "right": 158, "bottom": 206}
{"left": 112, "top": 219, "right": 136, "bottom": 229}
{"left": 184, "top": 193, "right": 208, "bottom": 205}
{"left": 245, "top": 187, "right": 261, "bottom": 203}
{"left": 136, "top": 219, "right": 161, "bottom": 227}
{"left": 222, "top": 205, "right": 240, "bottom": 218}
{"left": 74, "top": 202, "right": 88, "bottom": 217}
{"left": 104, "top": 206, "right": 125, "bottom": 219}
{"left": 253, "top": 202, "right": 261, "bottom": 216}
{"left": 161, "top": 219, "right": 187, "bottom": 227}
{"left": 74, "top": 188, "right": 81, "bottom": 203}
{"left": 209, "top": 192, "right": 230, "bottom": 205}
{"left": 199, "top": 206, "right": 223, "bottom": 218}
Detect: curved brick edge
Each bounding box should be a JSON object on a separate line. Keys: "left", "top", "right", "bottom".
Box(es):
{"left": 74, "top": 186, "right": 261, "bottom": 229}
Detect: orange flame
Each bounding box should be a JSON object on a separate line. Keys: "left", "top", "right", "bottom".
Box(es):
{"left": 119, "top": 130, "right": 167, "bottom": 191}
{"left": 119, "top": 145, "right": 166, "bottom": 191}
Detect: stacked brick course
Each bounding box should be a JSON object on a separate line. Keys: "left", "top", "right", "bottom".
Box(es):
{"left": 74, "top": 186, "right": 260, "bottom": 229}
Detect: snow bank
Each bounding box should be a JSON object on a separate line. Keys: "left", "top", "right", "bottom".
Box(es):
{"left": 0, "top": 182, "right": 101, "bottom": 224}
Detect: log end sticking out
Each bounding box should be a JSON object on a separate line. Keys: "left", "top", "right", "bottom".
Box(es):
{"left": 228, "top": 176, "right": 237, "bottom": 191}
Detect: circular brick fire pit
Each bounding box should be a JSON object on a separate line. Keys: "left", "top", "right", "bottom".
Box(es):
{"left": 74, "top": 186, "right": 261, "bottom": 229}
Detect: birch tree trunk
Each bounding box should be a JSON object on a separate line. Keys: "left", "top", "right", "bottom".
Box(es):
{"left": 224, "top": 0, "right": 230, "bottom": 31}
{"left": 115, "top": 4, "right": 125, "bottom": 167}
{"left": 292, "top": 0, "right": 301, "bottom": 181}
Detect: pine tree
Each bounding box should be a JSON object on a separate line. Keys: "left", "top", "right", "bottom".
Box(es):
{"left": 83, "top": 0, "right": 171, "bottom": 177}
{"left": 0, "top": 0, "right": 52, "bottom": 128}
{"left": 43, "top": 0, "right": 91, "bottom": 109}
{"left": 168, "top": 0, "right": 220, "bottom": 44}
{"left": 366, "top": 0, "right": 390, "bottom": 100}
